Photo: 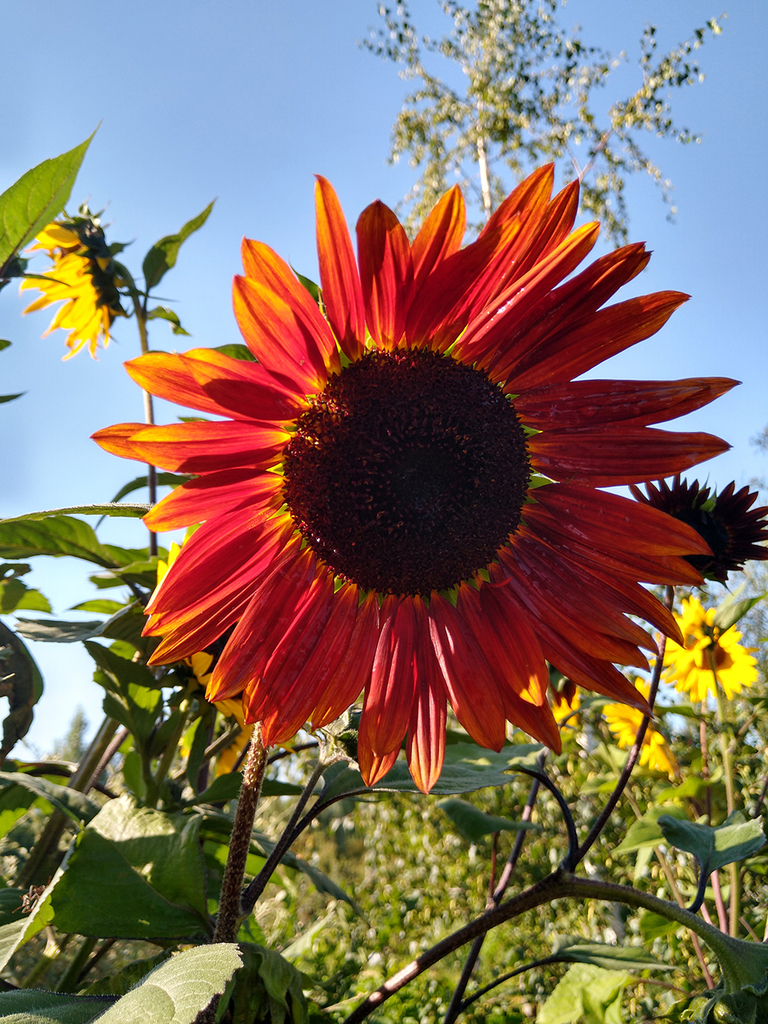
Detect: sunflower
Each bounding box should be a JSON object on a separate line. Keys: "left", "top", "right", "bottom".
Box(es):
{"left": 604, "top": 680, "right": 678, "bottom": 777}
{"left": 663, "top": 595, "right": 758, "bottom": 702}
{"left": 93, "top": 167, "right": 733, "bottom": 792}
{"left": 631, "top": 476, "right": 768, "bottom": 583}
{"left": 22, "top": 215, "right": 124, "bottom": 359}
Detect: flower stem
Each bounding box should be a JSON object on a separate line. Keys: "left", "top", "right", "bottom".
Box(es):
{"left": 213, "top": 726, "right": 267, "bottom": 943}
{"left": 134, "top": 296, "right": 157, "bottom": 554}
{"left": 713, "top": 669, "right": 740, "bottom": 937}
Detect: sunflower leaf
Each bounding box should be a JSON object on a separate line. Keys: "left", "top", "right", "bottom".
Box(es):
{"left": 0, "top": 131, "right": 95, "bottom": 274}
{"left": 142, "top": 200, "right": 215, "bottom": 291}
{"left": 106, "top": 473, "right": 191, "bottom": 505}
{"left": 437, "top": 798, "right": 541, "bottom": 842}
{"left": 712, "top": 592, "right": 766, "bottom": 632}
{"left": 613, "top": 805, "right": 689, "bottom": 855}
{"left": 551, "top": 936, "right": 672, "bottom": 972}
{"left": 657, "top": 813, "right": 766, "bottom": 873}
{"left": 0, "top": 504, "right": 150, "bottom": 523}
{"left": 146, "top": 305, "right": 190, "bottom": 336}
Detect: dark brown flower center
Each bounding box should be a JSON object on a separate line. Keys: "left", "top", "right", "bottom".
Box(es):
{"left": 282, "top": 348, "right": 530, "bottom": 596}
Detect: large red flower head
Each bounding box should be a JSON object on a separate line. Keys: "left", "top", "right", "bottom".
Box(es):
{"left": 94, "top": 167, "right": 734, "bottom": 792}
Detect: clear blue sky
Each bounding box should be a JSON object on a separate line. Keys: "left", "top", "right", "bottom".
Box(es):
{"left": 1, "top": 0, "right": 766, "bottom": 753}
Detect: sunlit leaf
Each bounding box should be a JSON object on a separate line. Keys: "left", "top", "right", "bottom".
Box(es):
{"left": 142, "top": 201, "right": 215, "bottom": 291}
{"left": 658, "top": 813, "right": 766, "bottom": 874}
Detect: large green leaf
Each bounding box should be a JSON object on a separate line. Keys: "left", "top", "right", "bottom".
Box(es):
{"left": 50, "top": 828, "right": 207, "bottom": 939}
{"left": 0, "top": 771, "right": 100, "bottom": 825}
{"left": 0, "top": 504, "right": 150, "bottom": 524}
{"left": 94, "top": 943, "right": 241, "bottom": 1024}
{"left": 142, "top": 201, "right": 215, "bottom": 291}
{"left": 0, "top": 132, "right": 94, "bottom": 274}
{"left": 550, "top": 937, "right": 672, "bottom": 972}
{"left": 0, "top": 868, "right": 64, "bottom": 970}
{"left": 0, "top": 989, "right": 113, "bottom": 1022}
{"left": 0, "top": 516, "right": 136, "bottom": 568}
{"left": 658, "top": 813, "right": 766, "bottom": 874}
{"left": 89, "top": 797, "right": 209, "bottom": 917}
{"left": 437, "top": 798, "right": 541, "bottom": 843}
{"left": 231, "top": 943, "right": 308, "bottom": 1024}
{"left": 537, "top": 963, "right": 630, "bottom": 1024}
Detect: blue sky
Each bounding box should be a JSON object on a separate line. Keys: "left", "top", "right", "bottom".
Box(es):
{"left": 1, "top": 1, "right": 766, "bottom": 752}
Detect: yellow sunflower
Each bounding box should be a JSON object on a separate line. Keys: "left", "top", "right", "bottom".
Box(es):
{"left": 663, "top": 595, "right": 757, "bottom": 702}
{"left": 22, "top": 217, "right": 123, "bottom": 359}
{"left": 604, "top": 680, "right": 678, "bottom": 777}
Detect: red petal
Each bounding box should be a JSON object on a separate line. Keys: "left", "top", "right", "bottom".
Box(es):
{"left": 528, "top": 425, "right": 730, "bottom": 487}
{"left": 124, "top": 349, "right": 304, "bottom": 421}
{"left": 512, "top": 290, "right": 686, "bottom": 390}
{"left": 144, "top": 470, "right": 283, "bottom": 531}
{"left": 233, "top": 275, "right": 333, "bottom": 393}
{"left": 455, "top": 222, "right": 600, "bottom": 370}
{"left": 358, "top": 746, "right": 399, "bottom": 787}
{"left": 315, "top": 176, "right": 366, "bottom": 360}
{"left": 312, "top": 591, "right": 380, "bottom": 727}
{"left": 212, "top": 546, "right": 318, "bottom": 704}
{"left": 360, "top": 597, "right": 417, "bottom": 756}
{"left": 240, "top": 238, "right": 339, "bottom": 374}
{"left": 411, "top": 185, "right": 466, "bottom": 292}
{"left": 531, "top": 483, "right": 712, "bottom": 557}
{"left": 356, "top": 200, "right": 413, "bottom": 349}
{"left": 480, "top": 164, "right": 554, "bottom": 238}
{"left": 428, "top": 593, "right": 507, "bottom": 750}
{"left": 107, "top": 420, "right": 288, "bottom": 474}
{"left": 516, "top": 377, "right": 738, "bottom": 430}
{"left": 406, "top": 597, "right": 447, "bottom": 793}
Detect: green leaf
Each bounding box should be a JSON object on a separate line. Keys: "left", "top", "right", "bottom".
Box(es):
{"left": 437, "top": 798, "right": 540, "bottom": 843}
{"left": 70, "top": 599, "right": 124, "bottom": 614}
{"left": 82, "top": 951, "right": 172, "bottom": 997}
{"left": 0, "top": 868, "right": 65, "bottom": 970}
{"left": 214, "top": 343, "right": 255, "bottom": 362}
{"left": 94, "top": 943, "right": 241, "bottom": 1024}
{"left": 0, "top": 132, "right": 95, "bottom": 274}
{"left": 89, "top": 796, "right": 209, "bottom": 917}
{"left": 0, "top": 988, "right": 114, "bottom": 1022}
{"left": 15, "top": 618, "right": 106, "bottom": 643}
{"left": 107, "top": 473, "right": 192, "bottom": 506}
{"left": 0, "top": 621, "right": 44, "bottom": 760}
{"left": 0, "top": 516, "right": 130, "bottom": 568}
{"left": 551, "top": 937, "right": 672, "bottom": 972}
{"left": 0, "top": 576, "right": 51, "bottom": 613}
{"left": 146, "top": 306, "right": 190, "bottom": 335}
{"left": 0, "top": 340, "right": 11, "bottom": 351}
{"left": 613, "top": 805, "right": 689, "bottom": 855}
{"left": 0, "top": 771, "right": 99, "bottom": 825}
{"left": 51, "top": 828, "right": 207, "bottom": 939}
{"left": 0, "top": 392, "right": 23, "bottom": 404}
{"left": 142, "top": 200, "right": 215, "bottom": 291}
{"left": 0, "top": 504, "right": 150, "bottom": 523}
{"left": 537, "top": 963, "right": 630, "bottom": 1024}
{"left": 713, "top": 591, "right": 766, "bottom": 632}
{"left": 639, "top": 911, "right": 681, "bottom": 941}
{"left": 231, "top": 943, "right": 308, "bottom": 1024}
{"left": 658, "top": 814, "right": 766, "bottom": 874}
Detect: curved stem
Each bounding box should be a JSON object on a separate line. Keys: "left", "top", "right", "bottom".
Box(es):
{"left": 574, "top": 585, "right": 673, "bottom": 866}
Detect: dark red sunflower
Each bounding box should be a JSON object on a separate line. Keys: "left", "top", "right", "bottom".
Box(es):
{"left": 631, "top": 476, "right": 768, "bottom": 583}
{"left": 93, "top": 167, "right": 734, "bottom": 792}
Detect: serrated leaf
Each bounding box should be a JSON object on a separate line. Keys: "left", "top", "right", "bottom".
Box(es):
{"left": 437, "top": 798, "right": 540, "bottom": 842}
{"left": 1, "top": 504, "right": 150, "bottom": 523}
{"left": 142, "top": 201, "right": 215, "bottom": 291}
{"left": 0, "top": 132, "right": 94, "bottom": 273}
{"left": 94, "top": 943, "right": 241, "bottom": 1024}
{"left": 658, "top": 814, "right": 766, "bottom": 873}
{"left": 0, "top": 770, "right": 99, "bottom": 825}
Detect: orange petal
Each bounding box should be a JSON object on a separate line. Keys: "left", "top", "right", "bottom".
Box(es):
{"left": 144, "top": 470, "right": 283, "bottom": 531}
{"left": 311, "top": 591, "right": 381, "bottom": 728}
{"left": 315, "top": 176, "right": 366, "bottom": 360}
{"left": 356, "top": 200, "right": 413, "bottom": 349}
{"left": 92, "top": 422, "right": 149, "bottom": 461}
{"left": 233, "top": 275, "right": 332, "bottom": 394}
{"left": 411, "top": 184, "right": 466, "bottom": 292}
{"left": 125, "top": 349, "right": 304, "bottom": 421}
{"left": 358, "top": 745, "right": 399, "bottom": 787}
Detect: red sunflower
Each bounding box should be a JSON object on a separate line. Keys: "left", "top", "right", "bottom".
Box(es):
{"left": 93, "top": 167, "right": 734, "bottom": 792}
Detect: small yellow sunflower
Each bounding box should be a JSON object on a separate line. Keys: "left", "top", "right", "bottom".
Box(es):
{"left": 604, "top": 680, "right": 678, "bottom": 777}
{"left": 663, "top": 595, "right": 757, "bottom": 702}
{"left": 22, "top": 215, "right": 123, "bottom": 359}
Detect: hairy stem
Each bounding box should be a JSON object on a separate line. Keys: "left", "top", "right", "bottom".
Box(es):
{"left": 213, "top": 725, "right": 267, "bottom": 943}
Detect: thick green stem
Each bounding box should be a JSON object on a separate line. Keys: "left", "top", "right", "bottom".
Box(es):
{"left": 213, "top": 727, "right": 267, "bottom": 943}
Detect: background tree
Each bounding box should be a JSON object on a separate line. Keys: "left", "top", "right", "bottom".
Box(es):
{"left": 365, "top": 0, "right": 722, "bottom": 239}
